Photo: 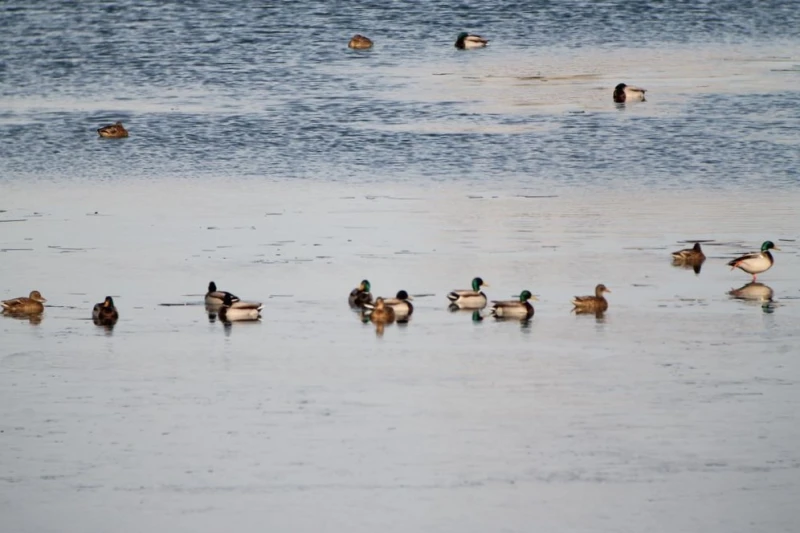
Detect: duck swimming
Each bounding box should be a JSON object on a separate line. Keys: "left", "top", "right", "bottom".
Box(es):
{"left": 348, "top": 34, "right": 373, "bottom": 49}
{"left": 448, "top": 277, "right": 489, "bottom": 309}
{"left": 97, "top": 121, "right": 129, "bottom": 138}
{"left": 490, "top": 290, "right": 537, "bottom": 320}
{"left": 218, "top": 293, "right": 262, "bottom": 322}
{"left": 572, "top": 284, "right": 610, "bottom": 313}
{"left": 382, "top": 290, "right": 414, "bottom": 318}
{"left": 727, "top": 241, "right": 779, "bottom": 281}
{"left": 368, "top": 297, "right": 395, "bottom": 324}
{"left": 613, "top": 83, "right": 646, "bottom": 103}
{"left": 92, "top": 296, "right": 119, "bottom": 326}
{"left": 348, "top": 279, "right": 373, "bottom": 308}
{"left": 1, "top": 290, "right": 47, "bottom": 314}
{"left": 455, "top": 32, "right": 488, "bottom": 49}
{"left": 205, "top": 281, "right": 240, "bottom": 306}
{"left": 672, "top": 242, "right": 706, "bottom": 273}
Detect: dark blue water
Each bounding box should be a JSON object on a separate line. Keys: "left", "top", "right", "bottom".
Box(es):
{"left": 1, "top": 0, "right": 799, "bottom": 187}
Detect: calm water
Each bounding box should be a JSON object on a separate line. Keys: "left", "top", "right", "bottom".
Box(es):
{"left": 2, "top": 2, "right": 800, "bottom": 532}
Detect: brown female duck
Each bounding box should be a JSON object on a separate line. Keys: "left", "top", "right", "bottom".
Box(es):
{"left": 571, "top": 284, "right": 611, "bottom": 313}
{"left": 2, "top": 290, "right": 47, "bottom": 314}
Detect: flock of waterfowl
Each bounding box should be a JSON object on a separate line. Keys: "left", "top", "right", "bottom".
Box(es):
{"left": 93, "top": 31, "right": 647, "bottom": 141}
{"left": 0, "top": 239, "right": 781, "bottom": 330}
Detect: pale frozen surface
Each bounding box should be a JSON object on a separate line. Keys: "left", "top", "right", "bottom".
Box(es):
{"left": 2, "top": 0, "right": 800, "bottom": 531}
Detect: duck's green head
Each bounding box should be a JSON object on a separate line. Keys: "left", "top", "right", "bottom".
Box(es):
{"left": 457, "top": 32, "right": 469, "bottom": 41}
{"left": 761, "top": 241, "right": 780, "bottom": 252}
{"left": 519, "top": 290, "right": 537, "bottom": 302}
{"left": 222, "top": 293, "right": 235, "bottom": 306}
{"left": 208, "top": 281, "right": 217, "bottom": 292}
{"left": 396, "top": 290, "right": 411, "bottom": 300}
{"left": 360, "top": 279, "right": 371, "bottom": 292}
{"left": 104, "top": 296, "right": 115, "bottom": 307}
{"left": 471, "top": 277, "right": 488, "bottom": 291}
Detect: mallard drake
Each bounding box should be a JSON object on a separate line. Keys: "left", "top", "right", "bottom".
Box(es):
{"left": 490, "top": 290, "right": 537, "bottom": 320}
{"left": 97, "top": 121, "right": 129, "bottom": 138}
{"left": 92, "top": 296, "right": 119, "bottom": 326}
{"left": 348, "top": 34, "right": 373, "bottom": 49}
{"left": 455, "top": 32, "right": 488, "bottom": 49}
{"left": 1, "top": 290, "right": 47, "bottom": 314}
{"left": 672, "top": 242, "right": 706, "bottom": 274}
{"left": 368, "top": 297, "right": 395, "bottom": 324}
{"left": 348, "top": 279, "right": 373, "bottom": 308}
{"left": 572, "top": 284, "right": 610, "bottom": 313}
{"left": 447, "top": 277, "right": 489, "bottom": 309}
{"left": 613, "top": 83, "right": 646, "bottom": 103}
{"left": 382, "top": 290, "right": 414, "bottom": 318}
{"left": 727, "top": 241, "right": 780, "bottom": 281}
{"left": 728, "top": 282, "right": 774, "bottom": 302}
{"left": 205, "top": 281, "right": 240, "bottom": 306}
{"left": 219, "top": 293, "right": 262, "bottom": 322}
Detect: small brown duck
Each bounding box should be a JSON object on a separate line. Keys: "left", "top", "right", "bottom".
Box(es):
{"left": 1, "top": 290, "right": 47, "bottom": 314}
{"left": 672, "top": 242, "right": 706, "bottom": 274}
{"left": 368, "top": 297, "right": 395, "bottom": 324}
{"left": 92, "top": 296, "right": 119, "bottom": 326}
{"left": 571, "top": 284, "right": 610, "bottom": 313}
{"left": 348, "top": 34, "right": 374, "bottom": 49}
{"left": 97, "top": 121, "right": 129, "bottom": 138}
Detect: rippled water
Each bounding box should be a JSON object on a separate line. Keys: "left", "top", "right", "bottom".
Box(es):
{"left": 2, "top": 2, "right": 800, "bottom": 532}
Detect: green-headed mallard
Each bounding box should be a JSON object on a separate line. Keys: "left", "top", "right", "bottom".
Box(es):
{"left": 490, "top": 290, "right": 537, "bottom": 320}
{"left": 368, "top": 297, "right": 395, "bottom": 324}
{"left": 382, "top": 290, "right": 414, "bottom": 318}
{"left": 613, "top": 83, "right": 646, "bottom": 103}
{"left": 349, "top": 279, "right": 373, "bottom": 308}
{"left": 572, "top": 284, "right": 610, "bottom": 313}
{"left": 97, "top": 121, "right": 129, "bottom": 138}
{"left": 348, "top": 34, "right": 373, "bottom": 49}
{"left": 1, "top": 290, "right": 47, "bottom": 314}
{"left": 205, "top": 281, "right": 240, "bottom": 306}
{"left": 219, "top": 293, "right": 262, "bottom": 322}
{"left": 727, "top": 241, "right": 779, "bottom": 281}
{"left": 92, "top": 296, "right": 119, "bottom": 326}
{"left": 455, "top": 32, "right": 488, "bottom": 50}
{"left": 448, "top": 277, "right": 489, "bottom": 309}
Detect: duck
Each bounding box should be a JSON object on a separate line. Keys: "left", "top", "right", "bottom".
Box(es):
{"left": 613, "top": 83, "right": 646, "bottom": 103}
{"left": 455, "top": 32, "right": 488, "bottom": 49}
{"left": 348, "top": 279, "right": 373, "bottom": 308}
{"left": 92, "top": 296, "right": 119, "bottom": 326}
{"left": 218, "top": 293, "right": 262, "bottom": 322}
{"left": 382, "top": 290, "right": 414, "bottom": 318}
{"left": 447, "top": 277, "right": 489, "bottom": 309}
{"left": 572, "top": 284, "right": 611, "bottom": 313}
{"left": 727, "top": 241, "right": 780, "bottom": 281}
{"left": 205, "top": 281, "right": 240, "bottom": 306}
{"left": 672, "top": 242, "right": 706, "bottom": 263}
{"left": 490, "top": 290, "right": 537, "bottom": 320}
{"left": 368, "top": 297, "right": 395, "bottom": 324}
{"left": 97, "top": 121, "right": 129, "bottom": 138}
{"left": 348, "top": 34, "right": 374, "bottom": 49}
{"left": 1, "top": 290, "right": 47, "bottom": 314}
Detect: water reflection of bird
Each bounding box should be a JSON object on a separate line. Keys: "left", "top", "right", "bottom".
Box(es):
{"left": 1, "top": 290, "right": 47, "bottom": 314}
{"left": 727, "top": 241, "right": 779, "bottom": 281}
{"left": 613, "top": 83, "right": 646, "bottom": 103}
{"left": 572, "top": 284, "right": 610, "bottom": 313}
{"left": 672, "top": 242, "right": 706, "bottom": 274}
{"left": 348, "top": 279, "right": 372, "bottom": 308}
{"left": 92, "top": 296, "right": 119, "bottom": 326}
{"left": 489, "top": 290, "right": 536, "bottom": 320}
{"left": 728, "top": 282, "right": 774, "bottom": 302}
{"left": 447, "top": 277, "right": 489, "bottom": 310}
